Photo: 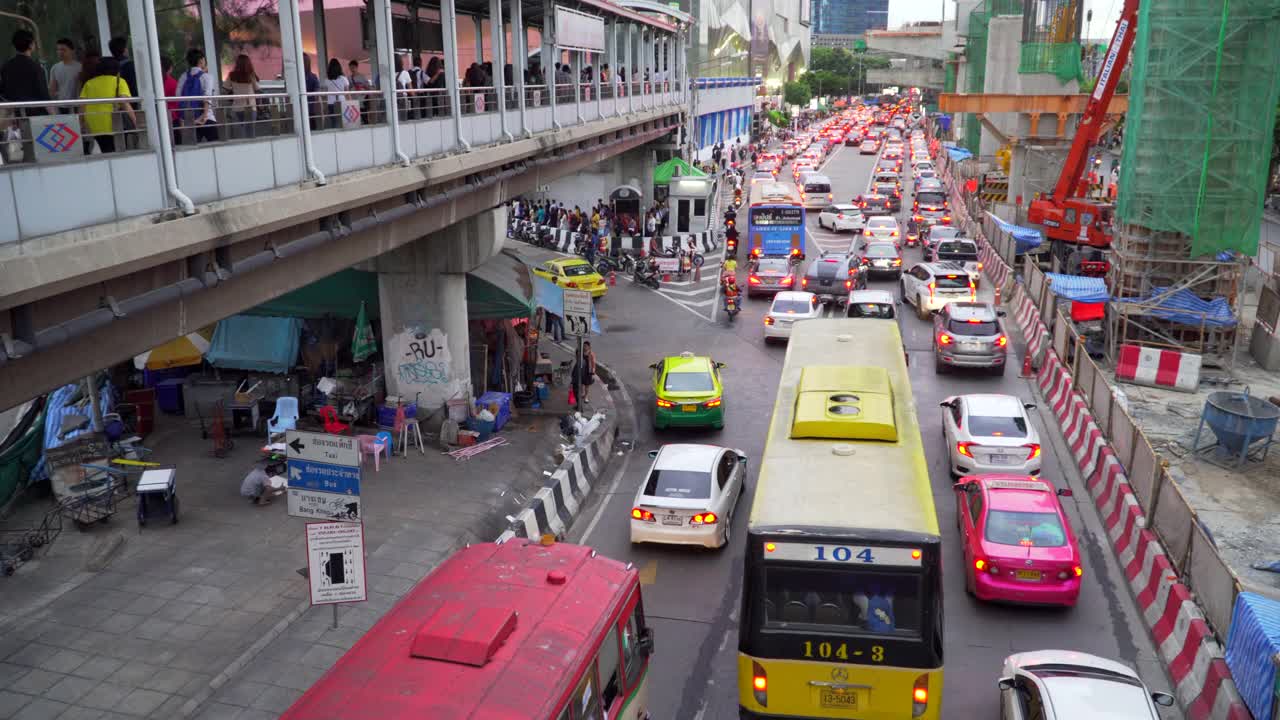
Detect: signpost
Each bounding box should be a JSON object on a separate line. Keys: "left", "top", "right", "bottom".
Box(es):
{"left": 305, "top": 521, "right": 367, "bottom": 626}
{"left": 562, "top": 288, "right": 593, "bottom": 411}
{"left": 286, "top": 430, "right": 362, "bottom": 522}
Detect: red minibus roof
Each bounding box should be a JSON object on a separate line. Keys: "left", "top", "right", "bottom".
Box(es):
{"left": 282, "top": 541, "right": 636, "bottom": 720}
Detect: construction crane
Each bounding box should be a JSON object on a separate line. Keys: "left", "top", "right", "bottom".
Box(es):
{"left": 1027, "top": 0, "right": 1138, "bottom": 265}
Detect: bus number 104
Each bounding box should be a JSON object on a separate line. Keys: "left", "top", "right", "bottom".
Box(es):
{"left": 814, "top": 546, "right": 875, "bottom": 563}
{"left": 803, "top": 641, "right": 885, "bottom": 663}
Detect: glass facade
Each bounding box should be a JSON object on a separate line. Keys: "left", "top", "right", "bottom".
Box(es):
{"left": 812, "top": 0, "right": 888, "bottom": 36}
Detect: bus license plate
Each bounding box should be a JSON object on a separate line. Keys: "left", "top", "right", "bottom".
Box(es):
{"left": 1016, "top": 570, "right": 1041, "bottom": 581}
{"left": 682, "top": 404, "right": 698, "bottom": 413}
{"left": 820, "top": 690, "right": 858, "bottom": 710}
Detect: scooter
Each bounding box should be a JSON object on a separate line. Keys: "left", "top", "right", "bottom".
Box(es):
{"left": 724, "top": 294, "right": 741, "bottom": 323}
{"left": 632, "top": 261, "right": 661, "bottom": 289}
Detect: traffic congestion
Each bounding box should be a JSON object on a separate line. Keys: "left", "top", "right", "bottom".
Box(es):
{"left": 283, "top": 98, "right": 1181, "bottom": 720}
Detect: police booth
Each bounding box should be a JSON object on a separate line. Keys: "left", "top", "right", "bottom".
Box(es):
{"left": 667, "top": 176, "right": 715, "bottom": 235}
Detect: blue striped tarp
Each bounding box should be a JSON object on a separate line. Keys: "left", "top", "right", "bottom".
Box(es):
{"left": 1226, "top": 592, "right": 1280, "bottom": 720}
{"left": 1045, "top": 273, "right": 1109, "bottom": 303}
{"left": 1116, "top": 287, "right": 1237, "bottom": 327}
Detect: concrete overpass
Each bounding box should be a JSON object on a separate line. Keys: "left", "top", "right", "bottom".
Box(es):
{"left": 0, "top": 0, "right": 731, "bottom": 410}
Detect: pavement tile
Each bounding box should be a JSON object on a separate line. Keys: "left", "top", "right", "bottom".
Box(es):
{"left": 9, "top": 698, "right": 67, "bottom": 720}
{"left": 139, "top": 580, "right": 190, "bottom": 601}
{"left": 115, "top": 689, "right": 169, "bottom": 717}
{"left": 119, "top": 596, "right": 167, "bottom": 616}
{"left": 183, "top": 607, "right": 229, "bottom": 629}
{"left": 6, "top": 644, "right": 59, "bottom": 669}
{"left": 151, "top": 600, "right": 198, "bottom": 624}
{"left": 94, "top": 615, "right": 144, "bottom": 636}
{"left": 41, "top": 675, "right": 98, "bottom": 705}
{"left": 143, "top": 695, "right": 186, "bottom": 719}
{"left": 249, "top": 685, "right": 301, "bottom": 713}
{"left": 297, "top": 643, "right": 344, "bottom": 671}
{"left": 213, "top": 681, "right": 267, "bottom": 708}
{"left": 52, "top": 707, "right": 106, "bottom": 720}
{"left": 34, "top": 651, "right": 87, "bottom": 676}
{"left": 77, "top": 684, "right": 131, "bottom": 712}
{"left": 232, "top": 711, "right": 277, "bottom": 720}
{"left": 107, "top": 663, "right": 160, "bottom": 687}
{"left": 138, "top": 668, "right": 198, "bottom": 695}
{"left": 189, "top": 703, "right": 242, "bottom": 720}
{"left": 10, "top": 670, "right": 65, "bottom": 695}
{"left": 68, "top": 657, "right": 124, "bottom": 682}
{"left": 0, "top": 662, "right": 31, "bottom": 686}
{"left": 131, "top": 621, "right": 176, "bottom": 642}
{"left": 166, "top": 624, "right": 208, "bottom": 643}
{"left": 0, "top": 690, "right": 33, "bottom": 719}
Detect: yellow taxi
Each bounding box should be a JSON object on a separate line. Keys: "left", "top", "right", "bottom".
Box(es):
{"left": 650, "top": 352, "right": 725, "bottom": 430}
{"left": 532, "top": 257, "right": 608, "bottom": 298}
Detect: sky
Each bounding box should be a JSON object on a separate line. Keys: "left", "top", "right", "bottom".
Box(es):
{"left": 887, "top": 0, "right": 1124, "bottom": 42}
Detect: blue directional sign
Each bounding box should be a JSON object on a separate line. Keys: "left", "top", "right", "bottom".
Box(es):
{"left": 287, "top": 459, "right": 361, "bottom": 496}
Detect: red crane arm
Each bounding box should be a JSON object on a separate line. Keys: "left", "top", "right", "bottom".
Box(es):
{"left": 1051, "top": 0, "right": 1140, "bottom": 204}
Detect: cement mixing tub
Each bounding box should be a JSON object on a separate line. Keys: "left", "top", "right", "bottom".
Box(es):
{"left": 1192, "top": 389, "right": 1280, "bottom": 469}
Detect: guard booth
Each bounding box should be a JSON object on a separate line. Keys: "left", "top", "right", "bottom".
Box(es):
{"left": 667, "top": 176, "right": 715, "bottom": 235}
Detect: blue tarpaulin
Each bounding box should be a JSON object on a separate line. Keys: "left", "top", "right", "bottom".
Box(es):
{"left": 987, "top": 212, "right": 1044, "bottom": 254}
{"left": 1116, "top": 288, "right": 1238, "bottom": 327}
{"left": 206, "top": 315, "right": 304, "bottom": 373}
{"left": 1045, "top": 273, "right": 1110, "bottom": 303}
{"left": 532, "top": 276, "right": 602, "bottom": 334}
{"left": 1226, "top": 592, "right": 1280, "bottom": 720}
{"left": 945, "top": 145, "right": 972, "bottom": 162}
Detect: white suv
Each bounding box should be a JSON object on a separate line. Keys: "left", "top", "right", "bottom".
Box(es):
{"left": 900, "top": 262, "right": 976, "bottom": 320}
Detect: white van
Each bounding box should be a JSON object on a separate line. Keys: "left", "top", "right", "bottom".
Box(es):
{"left": 800, "top": 174, "right": 833, "bottom": 209}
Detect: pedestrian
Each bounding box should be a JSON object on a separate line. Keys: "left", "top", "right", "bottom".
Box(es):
{"left": 48, "top": 37, "right": 82, "bottom": 113}
{"left": 159, "top": 55, "right": 178, "bottom": 132}
{"left": 179, "top": 47, "right": 219, "bottom": 143}
{"left": 395, "top": 54, "right": 412, "bottom": 118}
{"left": 574, "top": 341, "right": 598, "bottom": 404}
{"left": 425, "top": 56, "right": 446, "bottom": 116}
{"left": 107, "top": 36, "right": 140, "bottom": 148}
{"left": 303, "top": 54, "right": 320, "bottom": 128}
{"left": 79, "top": 56, "right": 136, "bottom": 154}
{"left": 223, "top": 53, "right": 260, "bottom": 138}
{"left": 323, "top": 57, "right": 349, "bottom": 129}
{"left": 645, "top": 210, "right": 657, "bottom": 237}
{"left": 1, "top": 29, "right": 50, "bottom": 164}
{"left": 240, "top": 462, "right": 274, "bottom": 506}
{"left": 546, "top": 311, "right": 564, "bottom": 342}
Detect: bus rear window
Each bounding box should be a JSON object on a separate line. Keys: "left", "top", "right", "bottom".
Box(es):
{"left": 762, "top": 567, "right": 922, "bottom": 636}
{"left": 752, "top": 207, "right": 803, "bottom": 226}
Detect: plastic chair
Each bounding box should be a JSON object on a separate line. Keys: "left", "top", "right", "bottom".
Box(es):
{"left": 357, "top": 434, "right": 389, "bottom": 472}
{"left": 267, "top": 397, "right": 299, "bottom": 437}
{"left": 375, "top": 431, "right": 393, "bottom": 457}
{"left": 319, "top": 405, "right": 350, "bottom": 435}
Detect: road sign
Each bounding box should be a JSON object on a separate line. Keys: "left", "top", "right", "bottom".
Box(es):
{"left": 284, "top": 430, "right": 360, "bottom": 467}
{"left": 562, "top": 288, "right": 593, "bottom": 337}
{"left": 287, "top": 459, "right": 360, "bottom": 495}
{"left": 305, "top": 521, "right": 367, "bottom": 605}
{"left": 288, "top": 489, "right": 362, "bottom": 522}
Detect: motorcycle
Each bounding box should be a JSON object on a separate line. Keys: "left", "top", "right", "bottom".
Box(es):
{"left": 595, "top": 253, "right": 634, "bottom": 276}
{"left": 632, "top": 261, "right": 661, "bottom": 289}
{"left": 724, "top": 293, "right": 741, "bottom": 323}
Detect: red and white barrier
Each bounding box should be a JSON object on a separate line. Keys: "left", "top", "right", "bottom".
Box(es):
{"left": 1116, "top": 343, "right": 1203, "bottom": 392}
{"left": 953, "top": 179, "right": 1250, "bottom": 719}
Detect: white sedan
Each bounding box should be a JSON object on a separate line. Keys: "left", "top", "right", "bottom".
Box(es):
{"left": 940, "top": 394, "right": 1043, "bottom": 477}
{"left": 630, "top": 444, "right": 747, "bottom": 549}
{"left": 863, "top": 215, "right": 902, "bottom": 242}
{"left": 765, "top": 291, "right": 822, "bottom": 341}
{"left": 817, "top": 204, "right": 866, "bottom": 232}
{"left": 999, "top": 650, "right": 1175, "bottom": 720}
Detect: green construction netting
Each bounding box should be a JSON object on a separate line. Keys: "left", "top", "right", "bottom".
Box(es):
{"left": 987, "top": 0, "right": 1023, "bottom": 14}
{"left": 963, "top": 4, "right": 991, "bottom": 153}
{"left": 1019, "top": 42, "right": 1083, "bottom": 84}
{"left": 1117, "top": 0, "right": 1280, "bottom": 257}
{"left": 944, "top": 57, "right": 957, "bottom": 93}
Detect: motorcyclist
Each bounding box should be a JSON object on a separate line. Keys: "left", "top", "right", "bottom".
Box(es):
{"left": 722, "top": 257, "right": 738, "bottom": 282}
{"left": 722, "top": 275, "right": 740, "bottom": 310}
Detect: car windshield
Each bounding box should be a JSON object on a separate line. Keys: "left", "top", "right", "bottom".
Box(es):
{"left": 866, "top": 244, "right": 898, "bottom": 258}
{"left": 562, "top": 264, "right": 595, "bottom": 277}
{"left": 643, "top": 469, "right": 711, "bottom": 499}
{"left": 848, "top": 302, "right": 895, "bottom": 319}
{"left": 832, "top": 205, "right": 859, "bottom": 213}
{"left": 930, "top": 229, "right": 961, "bottom": 240}
{"left": 985, "top": 509, "right": 1067, "bottom": 547}
{"left": 947, "top": 319, "right": 998, "bottom": 336}
{"left": 664, "top": 371, "right": 714, "bottom": 392}
{"left": 968, "top": 413, "right": 1028, "bottom": 437}
{"left": 935, "top": 274, "right": 971, "bottom": 290}
{"left": 772, "top": 299, "right": 814, "bottom": 314}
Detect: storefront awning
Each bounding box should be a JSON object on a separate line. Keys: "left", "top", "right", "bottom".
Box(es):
{"left": 247, "top": 269, "right": 380, "bottom": 320}
{"left": 466, "top": 250, "right": 537, "bottom": 319}
{"left": 653, "top": 157, "right": 707, "bottom": 185}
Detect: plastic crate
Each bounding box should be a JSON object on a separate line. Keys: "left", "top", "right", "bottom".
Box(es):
{"left": 475, "top": 392, "right": 512, "bottom": 431}
{"left": 155, "top": 379, "right": 185, "bottom": 415}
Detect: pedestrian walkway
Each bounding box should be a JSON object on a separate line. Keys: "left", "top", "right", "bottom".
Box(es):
{"left": 638, "top": 170, "right": 736, "bottom": 319}
{"left": 0, "top": 401, "right": 578, "bottom": 719}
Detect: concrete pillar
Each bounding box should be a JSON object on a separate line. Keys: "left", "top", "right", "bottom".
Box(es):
{"left": 509, "top": 0, "right": 529, "bottom": 137}
{"left": 94, "top": 0, "right": 111, "bottom": 54}
{"left": 475, "top": 15, "right": 485, "bottom": 65}
{"left": 544, "top": 3, "right": 559, "bottom": 129}
{"left": 375, "top": 208, "right": 506, "bottom": 408}
{"left": 489, "top": 0, "right": 511, "bottom": 141}
{"left": 371, "top": 0, "right": 403, "bottom": 162}
{"left": 198, "top": 0, "right": 220, "bottom": 83}
{"left": 311, "top": 0, "right": 327, "bottom": 81}
{"left": 593, "top": 46, "right": 602, "bottom": 120}
{"left": 573, "top": 50, "right": 584, "bottom": 125}
{"left": 626, "top": 24, "right": 634, "bottom": 115}
{"left": 441, "top": 0, "right": 469, "bottom": 149}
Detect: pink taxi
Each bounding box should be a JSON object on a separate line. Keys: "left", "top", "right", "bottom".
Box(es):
{"left": 953, "top": 475, "right": 1082, "bottom": 607}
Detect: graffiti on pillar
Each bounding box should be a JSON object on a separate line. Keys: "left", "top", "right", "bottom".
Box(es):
{"left": 390, "top": 327, "right": 457, "bottom": 406}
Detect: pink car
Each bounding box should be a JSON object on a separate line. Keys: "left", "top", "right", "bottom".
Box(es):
{"left": 953, "top": 474, "right": 1083, "bottom": 607}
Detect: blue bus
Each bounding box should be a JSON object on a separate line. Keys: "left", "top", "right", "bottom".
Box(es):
{"left": 748, "top": 181, "right": 806, "bottom": 260}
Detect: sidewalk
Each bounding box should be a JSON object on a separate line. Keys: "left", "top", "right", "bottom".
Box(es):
{"left": 0, "top": 393, "right": 584, "bottom": 720}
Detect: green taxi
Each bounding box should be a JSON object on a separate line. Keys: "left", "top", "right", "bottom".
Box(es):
{"left": 649, "top": 352, "right": 725, "bottom": 430}
{"left": 531, "top": 258, "right": 608, "bottom": 298}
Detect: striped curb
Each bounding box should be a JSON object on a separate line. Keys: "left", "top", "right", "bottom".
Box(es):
{"left": 955, "top": 187, "right": 1250, "bottom": 719}
{"left": 508, "top": 219, "right": 718, "bottom": 255}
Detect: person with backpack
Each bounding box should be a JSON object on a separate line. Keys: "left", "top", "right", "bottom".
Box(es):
{"left": 179, "top": 47, "right": 218, "bottom": 143}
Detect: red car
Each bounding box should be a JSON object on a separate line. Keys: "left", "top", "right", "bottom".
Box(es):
{"left": 953, "top": 475, "right": 1083, "bottom": 607}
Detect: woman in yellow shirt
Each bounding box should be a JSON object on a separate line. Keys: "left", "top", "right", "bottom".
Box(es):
{"left": 79, "top": 57, "right": 138, "bottom": 154}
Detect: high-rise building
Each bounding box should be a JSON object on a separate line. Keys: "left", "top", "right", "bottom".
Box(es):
{"left": 813, "top": 0, "right": 888, "bottom": 36}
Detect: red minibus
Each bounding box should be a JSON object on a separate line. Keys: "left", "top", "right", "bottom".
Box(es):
{"left": 282, "top": 539, "right": 654, "bottom": 720}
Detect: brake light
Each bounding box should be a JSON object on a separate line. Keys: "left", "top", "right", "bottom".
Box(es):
{"left": 631, "top": 508, "right": 655, "bottom": 522}
{"left": 748, "top": 275, "right": 761, "bottom": 284}
{"left": 911, "top": 549, "right": 922, "bottom": 559}
{"left": 892, "top": 258, "right": 902, "bottom": 266}
{"left": 1074, "top": 565, "right": 1084, "bottom": 577}
{"left": 656, "top": 398, "right": 675, "bottom": 408}
{"left": 974, "top": 558, "right": 986, "bottom": 571}
{"left": 912, "top": 674, "right": 930, "bottom": 717}
{"left": 828, "top": 193, "right": 833, "bottom": 201}
{"left": 977, "top": 262, "right": 984, "bottom": 270}
{"left": 938, "top": 332, "right": 953, "bottom": 346}
{"left": 691, "top": 512, "right": 718, "bottom": 524}
{"left": 956, "top": 440, "right": 973, "bottom": 456}
{"left": 928, "top": 281, "right": 936, "bottom": 297}
{"left": 1024, "top": 443, "right": 1041, "bottom": 460}
{"left": 780, "top": 276, "right": 793, "bottom": 286}
{"left": 752, "top": 661, "right": 768, "bottom": 707}
{"left": 942, "top": 216, "right": 952, "bottom": 223}
{"left": 864, "top": 229, "right": 873, "bottom": 236}
{"left": 704, "top": 397, "right": 722, "bottom": 409}
{"left": 891, "top": 230, "right": 899, "bottom": 237}
{"left": 996, "top": 335, "right": 1009, "bottom": 347}
{"left": 790, "top": 248, "right": 801, "bottom": 256}
{"left": 764, "top": 316, "right": 774, "bottom": 325}
{"left": 801, "top": 277, "right": 808, "bottom": 288}
{"left": 914, "top": 215, "right": 923, "bottom": 221}
{"left": 845, "top": 279, "right": 853, "bottom": 289}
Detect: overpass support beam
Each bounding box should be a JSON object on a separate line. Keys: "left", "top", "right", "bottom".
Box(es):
{"left": 509, "top": 0, "right": 530, "bottom": 137}
{"left": 372, "top": 0, "right": 408, "bottom": 164}
{"left": 489, "top": 0, "right": 512, "bottom": 142}
{"left": 374, "top": 207, "right": 506, "bottom": 409}
{"left": 441, "top": 0, "right": 469, "bottom": 150}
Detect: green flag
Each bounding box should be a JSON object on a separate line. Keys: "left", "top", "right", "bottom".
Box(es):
{"left": 352, "top": 301, "right": 377, "bottom": 362}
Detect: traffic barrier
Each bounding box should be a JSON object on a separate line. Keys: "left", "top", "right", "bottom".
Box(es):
{"left": 1115, "top": 343, "right": 1203, "bottom": 392}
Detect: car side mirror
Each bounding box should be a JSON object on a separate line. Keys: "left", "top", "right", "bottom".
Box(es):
{"left": 737, "top": 454, "right": 748, "bottom": 464}
{"left": 637, "top": 627, "right": 655, "bottom": 656}
{"left": 997, "top": 677, "right": 1017, "bottom": 691}
{"left": 997, "top": 310, "right": 1007, "bottom": 317}
{"left": 1151, "top": 692, "right": 1175, "bottom": 707}
{"left": 648, "top": 363, "right": 659, "bottom": 370}
{"left": 715, "top": 362, "right": 726, "bottom": 369}
{"left": 1023, "top": 403, "right": 1037, "bottom": 410}
{"left": 648, "top": 450, "right": 659, "bottom": 459}
{"left": 939, "top": 401, "right": 953, "bottom": 408}
{"left": 1057, "top": 488, "right": 1073, "bottom": 497}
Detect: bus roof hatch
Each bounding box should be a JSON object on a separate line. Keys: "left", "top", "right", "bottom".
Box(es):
{"left": 409, "top": 601, "right": 518, "bottom": 667}
{"left": 790, "top": 366, "right": 898, "bottom": 442}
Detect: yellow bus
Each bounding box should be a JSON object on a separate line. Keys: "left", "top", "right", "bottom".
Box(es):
{"left": 738, "top": 319, "right": 943, "bottom": 720}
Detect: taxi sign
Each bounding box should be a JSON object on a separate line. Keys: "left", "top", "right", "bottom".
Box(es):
{"left": 984, "top": 479, "right": 1050, "bottom": 491}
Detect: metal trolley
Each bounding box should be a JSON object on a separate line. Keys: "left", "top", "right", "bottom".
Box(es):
{"left": 0, "top": 509, "right": 63, "bottom": 576}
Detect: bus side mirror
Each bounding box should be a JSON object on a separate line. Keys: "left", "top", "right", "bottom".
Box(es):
{"left": 953, "top": 481, "right": 973, "bottom": 493}
{"left": 638, "top": 627, "right": 655, "bottom": 656}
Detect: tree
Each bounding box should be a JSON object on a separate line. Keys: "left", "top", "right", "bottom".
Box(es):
{"left": 810, "top": 47, "right": 855, "bottom": 76}
{"left": 798, "top": 70, "right": 849, "bottom": 97}
{"left": 783, "top": 81, "right": 812, "bottom": 108}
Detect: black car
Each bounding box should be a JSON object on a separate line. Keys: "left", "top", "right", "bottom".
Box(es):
{"left": 802, "top": 252, "right": 866, "bottom": 304}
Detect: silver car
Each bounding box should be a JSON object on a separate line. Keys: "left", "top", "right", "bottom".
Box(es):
{"left": 747, "top": 257, "right": 799, "bottom": 298}
{"left": 999, "top": 650, "right": 1175, "bottom": 720}
{"left": 934, "top": 302, "right": 1009, "bottom": 374}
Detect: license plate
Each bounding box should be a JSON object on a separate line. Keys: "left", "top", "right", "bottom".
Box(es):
{"left": 961, "top": 342, "right": 984, "bottom": 351}
{"left": 682, "top": 405, "right": 698, "bottom": 413}
{"left": 820, "top": 279, "right": 832, "bottom": 286}
{"left": 820, "top": 690, "right": 859, "bottom": 710}
{"left": 662, "top": 515, "right": 683, "bottom": 526}
{"left": 1016, "top": 570, "right": 1042, "bottom": 581}
{"left": 989, "top": 454, "right": 1015, "bottom": 465}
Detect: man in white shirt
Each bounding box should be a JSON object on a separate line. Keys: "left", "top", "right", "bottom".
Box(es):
{"left": 48, "top": 38, "right": 82, "bottom": 112}
{"left": 181, "top": 47, "right": 219, "bottom": 142}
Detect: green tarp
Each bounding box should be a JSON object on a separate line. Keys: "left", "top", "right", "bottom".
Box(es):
{"left": 466, "top": 250, "right": 537, "bottom": 319}
{"left": 653, "top": 157, "right": 707, "bottom": 186}
{"left": 248, "top": 269, "right": 380, "bottom": 320}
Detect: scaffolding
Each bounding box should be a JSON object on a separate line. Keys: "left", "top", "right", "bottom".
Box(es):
{"left": 963, "top": 3, "right": 991, "bottom": 152}
{"left": 1018, "top": 0, "right": 1084, "bottom": 82}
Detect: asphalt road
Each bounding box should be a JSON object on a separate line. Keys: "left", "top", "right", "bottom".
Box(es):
{"left": 557, "top": 136, "right": 1181, "bottom": 720}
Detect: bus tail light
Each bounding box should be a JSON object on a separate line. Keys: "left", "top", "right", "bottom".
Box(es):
{"left": 631, "top": 508, "right": 655, "bottom": 522}
{"left": 656, "top": 398, "right": 675, "bottom": 408}
{"left": 691, "top": 512, "right": 717, "bottom": 524}
{"left": 752, "top": 661, "right": 768, "bottom": 707}
{"left": 912, "top": 674, "right": 930, "bottom": 717}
